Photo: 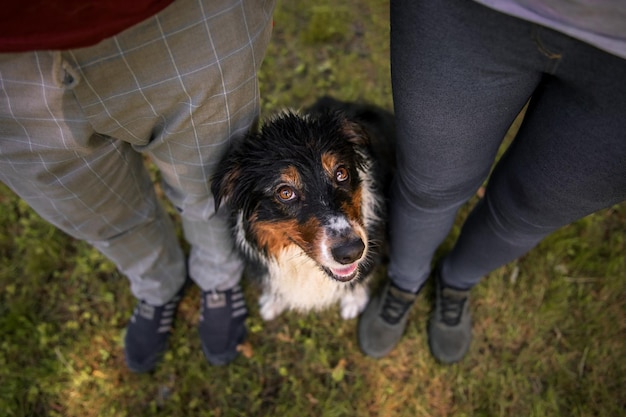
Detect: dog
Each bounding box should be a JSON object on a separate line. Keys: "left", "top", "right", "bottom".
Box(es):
{"left": 211, "top": 96, "right": 395, "bottom": 320}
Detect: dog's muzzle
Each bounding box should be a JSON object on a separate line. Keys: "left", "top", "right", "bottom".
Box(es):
{"left": 331, "top": 237, "right": 365, "bottom": 265}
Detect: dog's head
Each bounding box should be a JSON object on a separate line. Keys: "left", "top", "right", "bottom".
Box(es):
{"left": 212, "top": 110, "right": 381, "bottom": 283}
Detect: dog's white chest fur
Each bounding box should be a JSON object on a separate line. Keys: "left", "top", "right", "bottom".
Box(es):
{"left": 258, "top": 245, "right": 369, "bottom": 321}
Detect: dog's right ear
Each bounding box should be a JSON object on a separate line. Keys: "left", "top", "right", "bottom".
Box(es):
{"left": 211, "top": 161, "right": 240, "bottom": 210}
{"left": 212, "top": 119, "right": 263, "bottom": 210}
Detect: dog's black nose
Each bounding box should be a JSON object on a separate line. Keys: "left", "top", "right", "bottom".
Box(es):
{"left": 331, "top": 238, "right": 365, "bottom": 265}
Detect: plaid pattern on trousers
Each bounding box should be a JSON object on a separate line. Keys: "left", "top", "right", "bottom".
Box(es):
{"left": 0, "top": 0, "right": 275, "bottom": 305}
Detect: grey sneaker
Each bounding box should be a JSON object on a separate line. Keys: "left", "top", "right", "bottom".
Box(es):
{"left": 428, "top": 271, "right": 472, "bottom": 364}
{"left": 358, "top": 281, "right": 418, "bottom": 358}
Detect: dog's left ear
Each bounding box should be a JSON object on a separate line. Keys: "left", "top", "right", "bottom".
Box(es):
{"left": 341, "top": 118, "right": 370, "bottom": 146}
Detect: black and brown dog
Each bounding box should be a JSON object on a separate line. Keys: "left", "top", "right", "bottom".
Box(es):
{"left": 212, "top": 97, "right": 394, "bottom": 320}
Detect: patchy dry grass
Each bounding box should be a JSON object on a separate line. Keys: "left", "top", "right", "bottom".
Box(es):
{"left": 1, "top": 1, "right": 624, "bottom": 416}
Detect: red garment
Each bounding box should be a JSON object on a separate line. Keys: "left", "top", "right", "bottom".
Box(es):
{"left": 0, "top": 0, "right": 174, "bottom": 52}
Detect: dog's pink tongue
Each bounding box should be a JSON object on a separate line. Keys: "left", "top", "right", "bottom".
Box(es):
{"left": 333, "top": 263, "right": 358, "bottom": 278}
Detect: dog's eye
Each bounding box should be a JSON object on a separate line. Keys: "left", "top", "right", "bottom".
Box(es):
{"left": 335, "top": 166, "right": 349, "bottom": 183}
{"left": 276, "top": 185, "right": 296, "bottom": 202}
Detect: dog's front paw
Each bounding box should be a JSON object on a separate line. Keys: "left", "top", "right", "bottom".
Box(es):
{"left": 259, "top": 292, "right": 285, "bottom": 321}
{"left": 340, "top": 284, "right": 369, "bottom": 320}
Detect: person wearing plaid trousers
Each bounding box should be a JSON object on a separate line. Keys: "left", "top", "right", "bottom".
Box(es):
{"left": 0, "top": 0, "right": 275, "bottom": 372}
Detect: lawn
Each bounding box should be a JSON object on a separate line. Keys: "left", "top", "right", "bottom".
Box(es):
{"left": 1, "top": 1, "right": 624, "bottom": 416}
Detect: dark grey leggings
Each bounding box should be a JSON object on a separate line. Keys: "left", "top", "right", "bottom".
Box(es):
{"left": 388, "top": 0, "right": 626, "bottom": 292}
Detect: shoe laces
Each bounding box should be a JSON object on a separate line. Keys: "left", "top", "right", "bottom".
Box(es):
{"left": 440, "top": 289, "right": 467, "bottom": 326}
{"left": 380, "top": 286, "right": 415, "bottom": 325}
{"left": 200, "top": 285, "right": 247, "bottom": 321}
{"left": 131, "top": 293, "right": 181, "bottom": 334}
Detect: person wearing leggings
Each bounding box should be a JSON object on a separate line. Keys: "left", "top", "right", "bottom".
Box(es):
{"left": 359, "top": 0, "right": 626, "bottom": 363}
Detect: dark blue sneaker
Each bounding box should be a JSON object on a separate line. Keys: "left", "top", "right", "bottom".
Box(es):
{"left": 124, "top": 284, "right": 186, "bottom": 373}
{"left": 198, "top": 284, "right": 248, "bottom": 366}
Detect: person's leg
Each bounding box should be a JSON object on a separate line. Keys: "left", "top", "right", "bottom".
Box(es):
{"left": 440, "top": 28, "right": 626, "bottom": 290}
{"left": 67, "top": 0, "right": 274, "bottom": 294}
{"left": 0, "top": 52, "right": 186, "bottom": 306}
{"left": 64, "top": 0, "right": 275, "bottom": 365}
{"left": 386, "top": 0, "right": 553, "bottom": 293}
{"left": 359, "top": 0, "right": 547, "bottom": 358}
{"left": 0, "top": 50, "right": 187, "bottom": 373}
{"left": 430, "top": 27, "right": 626, "bottom": 363}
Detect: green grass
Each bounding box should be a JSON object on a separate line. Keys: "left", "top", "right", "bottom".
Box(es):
{"left": 1, "top": 1, "right": 625, "bottom": 416}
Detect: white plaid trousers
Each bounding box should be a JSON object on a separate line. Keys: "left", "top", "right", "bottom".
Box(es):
{"left": 0, "top": 0, "right": 275, "bottom": 305}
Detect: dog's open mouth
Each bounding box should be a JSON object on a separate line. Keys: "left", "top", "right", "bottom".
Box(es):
{"left": 328, "top": 263, "right": 359, "bottom": 282}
